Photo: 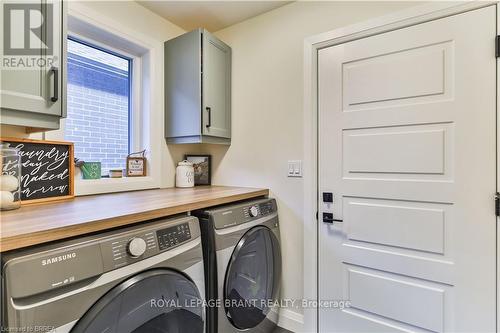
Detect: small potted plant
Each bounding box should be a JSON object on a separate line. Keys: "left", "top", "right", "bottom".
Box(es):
{"left": 75, "top": 158, "right": 101, "bottom": 179}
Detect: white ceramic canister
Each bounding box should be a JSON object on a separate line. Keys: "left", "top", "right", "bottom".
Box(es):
{"left": 0, "top": 142, "right": 21, "bottom": 210}
{"left": 176, "top": 160, "right": 194, "bottom": 188}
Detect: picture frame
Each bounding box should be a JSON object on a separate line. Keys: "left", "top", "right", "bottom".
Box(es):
{"left": 0, "top": 137, "right": 75, "bottom": 205}
{"left": 184, "top": 154, "right": 211, "bottom": 186}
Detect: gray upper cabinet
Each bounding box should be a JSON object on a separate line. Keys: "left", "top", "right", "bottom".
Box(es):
{"left": 165, "top": 29, "right": 231, "bottom": 144}
{"left": 0, "top": 0, "right": 66, "bottom": 131}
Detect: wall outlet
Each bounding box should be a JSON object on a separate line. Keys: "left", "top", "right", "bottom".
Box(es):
{"left": 288, "top": 160, "right": 302, "bottom": 177}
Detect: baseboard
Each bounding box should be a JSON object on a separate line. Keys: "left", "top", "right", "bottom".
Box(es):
{"left": 278, "top": 308, "right": 304, "bottom": 332}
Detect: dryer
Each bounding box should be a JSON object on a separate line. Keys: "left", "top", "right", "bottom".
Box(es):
{"left": 195, "top": 198, "right": 281, "bottom": 333}
{"left": 1, "top": 215, "right": 206, "bottom": 333}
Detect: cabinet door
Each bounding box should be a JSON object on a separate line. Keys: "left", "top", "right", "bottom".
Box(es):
{"left": 202, "top": 30, "right": 231, "bottom": 138}
{"left": 164, "top": 29, "right": 202, "bottom": 139}
{"left": 0, "top": 0, "right": 63, "bottom": 117}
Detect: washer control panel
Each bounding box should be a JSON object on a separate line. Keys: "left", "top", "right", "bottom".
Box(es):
{"left": 109, "top": 230, "right": 158, "bottom": 268}
{"left": 157, "top": 223, "right": 191, "bottom": 251}
{"left": 100, "top": 219, "right": 195, "bottom": 271}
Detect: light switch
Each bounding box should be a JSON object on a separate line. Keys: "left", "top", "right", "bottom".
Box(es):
{"left": 288, "top": 160, "right": 302, "bottom": 177}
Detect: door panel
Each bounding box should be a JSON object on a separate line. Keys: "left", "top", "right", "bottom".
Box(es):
{"left": 202, "top": 30, "right": 231, "bottom": 138}
{"left": 343, "top": 124, "right": 448, "bottom": 176}
{"left": 342, "top": 41, "right": 452, "bottom": 110}
{"left": 318, "top": 6, "right": 496, "bottom": 332}
{"left": 344, "top": 197, "right": 447, "bottom": 254}
{"left": 346, "top": 266, "right": 446, "bottom": 333}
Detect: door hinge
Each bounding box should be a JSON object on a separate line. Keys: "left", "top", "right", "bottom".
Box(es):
{"left": 315, "top": 211, "right": 318, "bottom": 220}
{"left": 496, "top": 35, "right": 500, "bottom": 58}
{"left": 495, "top": 192, "right": 500, "bottom": 216}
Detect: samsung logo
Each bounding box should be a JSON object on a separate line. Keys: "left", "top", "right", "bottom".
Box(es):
{"left": 42, "top": 252, "right": 77, "bottom": 266}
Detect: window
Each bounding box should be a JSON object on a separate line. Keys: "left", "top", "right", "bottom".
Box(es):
{"left": 65, "top": 37, "right": 132, "bottom": 175}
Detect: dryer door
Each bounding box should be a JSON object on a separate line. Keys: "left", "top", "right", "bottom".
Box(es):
{"left": 71, "top": 269, "right": 203, "bottom": 333}
{"left": 224, "top": 226, "right": 282, "bottom": 329}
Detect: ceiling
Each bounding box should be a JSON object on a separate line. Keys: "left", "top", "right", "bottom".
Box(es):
{"left": 137, "top": 1, "right": 291, "bottom": 32}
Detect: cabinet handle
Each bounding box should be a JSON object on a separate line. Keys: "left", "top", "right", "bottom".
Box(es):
{"left": 50, "top": 67, "right": 59, "bottom": 102}
{"left": 206, "top": 107, "right": 211, "bottom": 128}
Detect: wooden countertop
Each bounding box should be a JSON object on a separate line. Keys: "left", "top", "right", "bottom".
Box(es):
{"left": 0, "top": 186, "right": 268, "bottom": 252}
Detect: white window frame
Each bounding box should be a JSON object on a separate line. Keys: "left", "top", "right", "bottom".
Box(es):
{"left": 66, "top": 34, "right": 141, "bottom": 155}
{"left": 46, "top": 2, "right": 162, "bottom": 195}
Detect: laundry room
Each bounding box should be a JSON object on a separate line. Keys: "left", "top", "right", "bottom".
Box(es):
{"left": 0, "top": 1, "right": 498, "bottom": 332}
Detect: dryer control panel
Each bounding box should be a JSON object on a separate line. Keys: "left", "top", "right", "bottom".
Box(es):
{"left": 244, "top": 200, "right": 276, "bottom": 220}
{"left": 208, "top": 198, "right": 278, "bottom": 229}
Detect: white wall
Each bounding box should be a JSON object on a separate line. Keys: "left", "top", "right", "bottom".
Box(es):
{"left": 203, "top": 1, "right": 421, "bottom": 326}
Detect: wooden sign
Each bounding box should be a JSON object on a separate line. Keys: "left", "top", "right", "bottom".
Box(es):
{"left": 1, "top": 138, "right": 74, "bottom": 204}
{"left": 126, "top": 157, "right": 146, "bottom": 177}
{"left": 126, "top": 150, "right": 147, "bottom": 177}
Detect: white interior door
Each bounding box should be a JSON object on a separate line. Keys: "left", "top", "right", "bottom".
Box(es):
{"left": 318, "top": 6, "right": 497, "bottom": 333}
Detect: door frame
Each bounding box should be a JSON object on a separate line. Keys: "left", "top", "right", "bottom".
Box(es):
{"left": 302, "top": 2, "right": 498, "bottom": 332}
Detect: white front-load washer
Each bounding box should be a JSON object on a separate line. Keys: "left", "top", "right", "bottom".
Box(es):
{"left": 1, "top": 215, "right": 206, "bottom": 333}
{"left": 195, "top": 198, "right": 282, "bottom": 333}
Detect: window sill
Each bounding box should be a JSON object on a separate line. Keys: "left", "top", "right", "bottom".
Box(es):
{"left": 75, "top": 176, "right": 158, "bottom": 196}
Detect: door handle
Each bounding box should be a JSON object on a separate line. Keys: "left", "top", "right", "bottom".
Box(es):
{"left": 206, "top": 107, "right": 211, "bottom": 128}
{"left": 323, "top": 212, "right": 343, "bottom": 223}
{"left": 50, "top": 67, "right": 58, "bottom": 102}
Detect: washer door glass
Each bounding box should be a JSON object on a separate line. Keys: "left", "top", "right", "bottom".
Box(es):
{"left": 224, "top": 225, "right": 281, "bottom": 329}
{"left": 71, "top": 269, "right": 203, "bottom": 333}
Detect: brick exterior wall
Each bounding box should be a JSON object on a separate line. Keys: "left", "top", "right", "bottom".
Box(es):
{"left": 65, "top": 39, "right": 130, "bottom": 174}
